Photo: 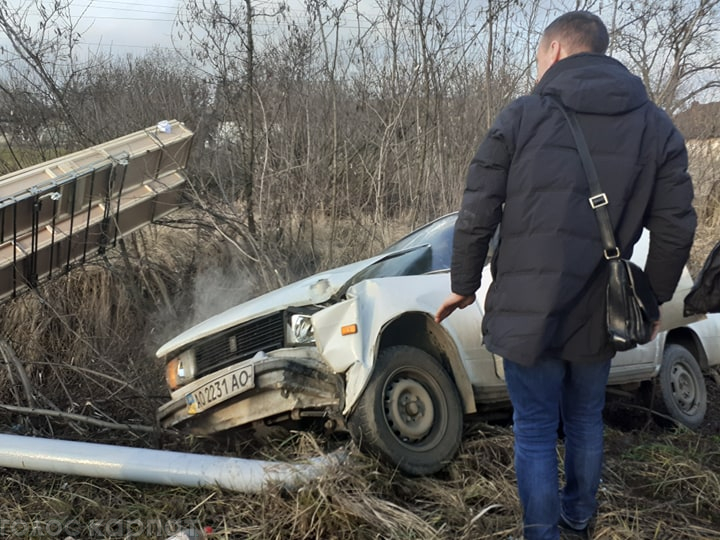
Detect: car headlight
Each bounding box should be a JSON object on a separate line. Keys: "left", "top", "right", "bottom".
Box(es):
{"left": 286, "top": 313, "right": 315, "bottom": 345}
{"left": 165, "top": 349, "right": 197, "bottom": 390}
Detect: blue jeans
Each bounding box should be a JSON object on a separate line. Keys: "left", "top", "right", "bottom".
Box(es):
{"left": 503, "top": 356, "right": 611, "bottom": 540}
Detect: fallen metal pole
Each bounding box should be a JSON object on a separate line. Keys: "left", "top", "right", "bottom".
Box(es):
{"left": 0, "top": 434, "right": 344, "bottom": 492}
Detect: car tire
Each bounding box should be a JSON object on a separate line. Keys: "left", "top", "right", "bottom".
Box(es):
{"left": 658, "top": 344, "right": 707, "bottom": 429}
{"left": 347, "top": 345, "right": 463, "bottom": 476}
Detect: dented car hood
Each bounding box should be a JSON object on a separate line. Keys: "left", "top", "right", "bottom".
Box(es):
{"left": 156, "top": 251, "right": 415, "bottom": 358}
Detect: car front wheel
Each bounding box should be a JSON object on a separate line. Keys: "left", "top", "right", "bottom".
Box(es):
{"left": 347, "top": 345, "right": 463, "bottom": 476}
{"left": 658, "top": 344, "right": 707, "bottom": 429}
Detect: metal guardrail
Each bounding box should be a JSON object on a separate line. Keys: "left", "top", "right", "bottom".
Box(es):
{"left": 0, "top": 120, "right": 194, "bottom": 302}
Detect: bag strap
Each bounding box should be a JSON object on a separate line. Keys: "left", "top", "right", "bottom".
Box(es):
{"left": 548, "top": 95, "right": 621, "bottom": 261}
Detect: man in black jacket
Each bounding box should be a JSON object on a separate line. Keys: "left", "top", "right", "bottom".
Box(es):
{"left": 435, "top": 11, "right": 696, "bottom": 540}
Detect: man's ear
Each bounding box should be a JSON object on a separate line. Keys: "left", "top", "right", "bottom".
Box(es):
{"left": 549, "top": 40, "right": 562, "bottom": 65}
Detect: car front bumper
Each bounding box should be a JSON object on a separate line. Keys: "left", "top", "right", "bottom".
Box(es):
{"left": 157, "top": 351, "right": 344, "bottom": 435}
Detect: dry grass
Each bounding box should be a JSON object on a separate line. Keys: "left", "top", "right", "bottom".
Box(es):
{"left": 0, "top": 426, "right": 717, "bottom": 539}
{"left": 687, "top": 151, "right": 720, "bottom": 275}
{"left": 0, "top": 206, "right": 718, "bottom": 539}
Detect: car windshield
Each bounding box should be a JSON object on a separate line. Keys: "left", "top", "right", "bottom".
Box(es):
{"left": 336, "top": 212, "right": 499, "bottom": 297}
{"left": 380, "top": 213, "right": 457, "bottom": 271}
{"left": 335, "top": 215, "right": 458, "bottom": 297}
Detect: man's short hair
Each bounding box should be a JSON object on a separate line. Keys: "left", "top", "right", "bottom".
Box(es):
{"left": 543, "top": 11, "right": 609, "bottom": 55}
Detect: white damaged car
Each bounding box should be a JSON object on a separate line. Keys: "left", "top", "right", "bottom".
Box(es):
{"left": 156, "top": 213, "right": 720, "bottom": 475}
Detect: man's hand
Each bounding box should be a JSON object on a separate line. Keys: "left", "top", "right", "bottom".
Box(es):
{"left": 435, "top": 293, "right": 476, "bottom": 323}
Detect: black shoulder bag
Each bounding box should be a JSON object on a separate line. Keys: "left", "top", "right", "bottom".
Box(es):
{"left": 551, "top": 97, "right": 660, "bottom": 351}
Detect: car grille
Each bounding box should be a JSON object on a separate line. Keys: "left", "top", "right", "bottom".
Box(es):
{"left": 194, "top": 312, "right": 285, "bottom": 377}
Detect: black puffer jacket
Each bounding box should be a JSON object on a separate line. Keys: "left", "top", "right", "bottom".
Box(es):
{"left": 451, "top": 53, "right": 696, "bottom": 365}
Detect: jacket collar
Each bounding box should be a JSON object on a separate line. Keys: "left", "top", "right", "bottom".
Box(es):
{"left": 534, "top": 53, "right": 649, "bottom": 115}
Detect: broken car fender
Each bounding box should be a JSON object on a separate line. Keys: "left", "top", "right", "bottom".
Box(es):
{"left": 312, "top": 297, "right": 368, "bottom": 415}
{"left": 312, "top": 274, "right": 477, "bottom": 416}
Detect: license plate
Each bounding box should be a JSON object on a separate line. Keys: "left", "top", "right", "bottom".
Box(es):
{"left": 185, "top": 364, "right": 255, "bottom": 414}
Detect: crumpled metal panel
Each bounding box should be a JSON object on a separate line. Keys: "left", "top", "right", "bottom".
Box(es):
{"left": 0, "top": 120, "right": 193, "bottom": 302}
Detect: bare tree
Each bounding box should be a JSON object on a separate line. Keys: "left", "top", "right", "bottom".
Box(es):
{"left": 0, "top": 0, "right": 96, "bottom": 146}
{"left": 64, "top": 50, "right": 210, "bottom": 143}
{"left": 612, "top": 0, "right": 720, "bottom": 113}
{"left": 176, "top": 0, "right": 290, "bottom": 235}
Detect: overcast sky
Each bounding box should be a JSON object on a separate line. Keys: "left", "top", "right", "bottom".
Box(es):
{"left": 15, "top": 0, "right": 345, "bottom": 58}
{"left": 70, "top": 0, "right": 182, "bottom": 56}
{"left": 5, "top": 0, "right": 568, "bottom": 60}
{"left": 0, "top": 0, "right": 186, "bottom": 58}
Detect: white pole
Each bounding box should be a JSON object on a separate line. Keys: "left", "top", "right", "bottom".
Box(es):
{"left": 0, "top": 434, "right": 343, "bottom": 492}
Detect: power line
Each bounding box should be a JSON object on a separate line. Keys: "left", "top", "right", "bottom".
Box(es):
{"left": 82, "top": 0, "right": 180, "bottom": 9}
{"left": 77, "top": 15, "right": 177, "bottom": 21}
{"left": 77, "top": 40, "right": 182, "bottom": 50}
{"left": 77, "top": 2, "right": 179, "bottom": 16}
{"left": 83, "top": 7, "right": 178, "bottom": 17}
{"left": 15, "top": 3, "right": 483, "bottom": 36}
{"left": 17, "top": 2, "right": 408, "bottom": 30}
